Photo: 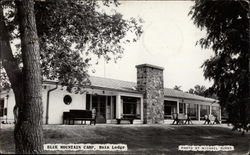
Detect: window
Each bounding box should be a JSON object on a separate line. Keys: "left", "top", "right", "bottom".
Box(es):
{"left": 106, "top": 96, "right": 112, "bottom": 120}
{"left": 164, "top": 100, "right": 177, "bottom": 114}
{"left": 200, "top": 105, "right": 210, "bottom": 120}
{"left": 123, "top": 102, "right": 136, "bottom": 114}
{"left": 179, "top": 103, "right": 185, "bottom": 114}
{"left": 0, "top": 99, "right": 4, "bottom": 117}
{"left": 212, "top": 106, "right": 220, "bottom": 117}
{"left": 107, "top": 96, "right": 111, "bottom": 106}
{"left": 63, "top": 95, "right": 72, "bottom": 105}
{"left": 122, "top": 96, "right": 140, "bottom": 116}
{"left": 112, "top": 96, "right": 116, "bottom": 119}
{"left": 164, "top": 100, "right": 177, "bottom": 119}
{"left": 187, "top": 103, "right": 198, "bottom": 120}
{"left": 123, "top": 98, "right": 136, "bottom": 114}
{"left": 164, "top": 106, "right": 171, "bottom": 115}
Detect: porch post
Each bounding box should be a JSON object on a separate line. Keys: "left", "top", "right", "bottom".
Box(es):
{"left": 219, "top": 106, "right": 221, "bottom": 121}
{"left": 209, "top": 105, "right": 212, "bottom": 115}
{"left": 111, "top": 96, "right": 113, "bottom": 120}
{"left": 116, "top": 94, "right": 121, "bottom": 119}
{"left": 121, "top": 98, "right": 123, "bottom": 116}
{"left": 140, "top": 96, "right": 143, "bottom": 122}
{"left": 177, "top": 101, "right": 179, "bottom": 114}
{"left": 185, "top": 103, "right": 187, "bottom": 114}
{"left": 198, "top": 104, "right": 200, "bottom": 121}
{"left": 105, "top": 96, "right": 108, "bottom": 121}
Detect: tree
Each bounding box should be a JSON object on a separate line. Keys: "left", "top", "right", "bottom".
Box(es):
{"left": 188, "top": 85, "right": 206, "bottom": 96}
{"left": 0, "top": 0, "right": 142, "bottom": 153}
{"left": 173, "top": 85, "right": 182, "bottom": 91}
{"left": 188, "top": 85, "right": 217, "bottom": 99}
{"left": 189, "top": 0, "right": 249, "bottom": 133}
{"left": 188, "top": 88, "right": 194, "bottom": 94}
{"left": 15, "top": 0, "right": 43, "bottom": 153}
{"left": 1, "top": 0, "right": 43, "bottom": 153}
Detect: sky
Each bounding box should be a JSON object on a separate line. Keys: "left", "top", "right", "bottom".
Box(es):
{"left": 89, "top": 1, "right": 214, "bottom": 92}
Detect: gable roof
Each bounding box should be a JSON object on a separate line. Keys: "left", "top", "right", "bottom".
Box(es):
{"left": 89, "top": 76, "right": 138, "bottom": 93}
{"left": 89, "top": 76, "right": 216, "bottom": 102}
{"left": 163, "top": 88, "right": 215, "bottom": 102}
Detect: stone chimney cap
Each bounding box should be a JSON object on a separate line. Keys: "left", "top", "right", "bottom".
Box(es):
{"left": 136, "top": 64, "right": 164, "bottom": 70}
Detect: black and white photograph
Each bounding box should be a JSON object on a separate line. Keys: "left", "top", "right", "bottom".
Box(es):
{"left": 0, "top": 0, "right": 249, "bottom": 154}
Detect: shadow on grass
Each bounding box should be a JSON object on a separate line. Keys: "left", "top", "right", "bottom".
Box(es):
{"left": 0, "top": 125, "right": 249, "bottom": 154}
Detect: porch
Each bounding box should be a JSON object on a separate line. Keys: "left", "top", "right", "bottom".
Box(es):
{"left": 85, "top": 91, "right": 144, "bottom": 124}
{"left": 163, "top": 98, "right": 221, "bottom": 123}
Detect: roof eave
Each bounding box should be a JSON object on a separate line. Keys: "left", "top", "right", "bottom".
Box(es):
{"left": 164, "top": 95, "right": 218, "bottom": 103}
{"left": 85, "top": 85, "right": 143, "bottom": 95}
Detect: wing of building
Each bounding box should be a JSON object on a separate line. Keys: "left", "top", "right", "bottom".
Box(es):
{"left": 0, "top": 64, "right": 220, "bottom": 125}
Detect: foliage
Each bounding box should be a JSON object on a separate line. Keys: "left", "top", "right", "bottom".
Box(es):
{"left": 1, "top": 0, "right": 143, "bottom": 92}
{"left": 0, "top": 64, "right": 10, "bottom": 90}
{"left": 188, "top": 85, "right": 206, "bottom": 96}
{"left": 188, "top": 85, "right": 217, "bottom": 99}
{"left": 173, "top": 85, "right": 182, "bottom": 91}
{"left": 189, "top": 0, "right": 249, "bottom": 133}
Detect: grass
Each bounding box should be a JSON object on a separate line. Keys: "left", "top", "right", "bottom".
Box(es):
{"left": 0, "top": 124, "right": 249, "bottom": 154}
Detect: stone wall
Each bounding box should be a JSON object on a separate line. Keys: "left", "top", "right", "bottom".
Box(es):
{"left": 136, "top": 64, "right": 164, "bottom": 124}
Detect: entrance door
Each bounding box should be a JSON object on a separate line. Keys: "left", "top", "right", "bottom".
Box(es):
{"left": 92, "top": 95, "right": 106, "bottom": 123}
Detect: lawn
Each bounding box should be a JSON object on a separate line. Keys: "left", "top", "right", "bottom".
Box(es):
{"left": 0, "top": 124, "right": 249, "bottom": 154}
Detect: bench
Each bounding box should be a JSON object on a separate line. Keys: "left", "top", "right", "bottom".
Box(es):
{"left": 172, "top": 113, "right": 192, "bottom": 125}
{"left": 204, "top": 115, "right": 220, "bottom": 125}
{"left": 63, "top": 110, "right": 96, "bottom": 125}
{"left": 184, "top": 114, "right": 193, "bottom": 124}
{"left": 116, "top": 114, "right": 135, "bottom": 124}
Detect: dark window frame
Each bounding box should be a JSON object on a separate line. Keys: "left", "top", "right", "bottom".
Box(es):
{"left": 0, "top": 99, "right": 4, "bottom": 117}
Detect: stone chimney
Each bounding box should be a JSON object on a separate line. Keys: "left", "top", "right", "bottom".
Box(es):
{"left": 136, "top": 64, "right": 164, "bottom": 124}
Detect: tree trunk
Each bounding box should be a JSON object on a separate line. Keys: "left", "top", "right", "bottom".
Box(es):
{"left": 14, "top": 0, "right": 44, "bottom": 153}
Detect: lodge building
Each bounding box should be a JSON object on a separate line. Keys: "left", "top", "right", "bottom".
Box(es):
{"left": 0, "top": 64, "right": 220, "bottom": 124}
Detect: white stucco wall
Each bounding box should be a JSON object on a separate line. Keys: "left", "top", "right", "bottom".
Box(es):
{"left": 0, "top": 85, "right": 87, "bottom": 125}
{"left": 6, "top": 90, "right": 15, "bottom": 123}
{"left": 0, "top": 90, "right": 16, "bottom": 123}
{"left": 0, "top": 88, "right": 49, "bottom": 124}
{"left": 47, "top": 88, "right": 86, "bottom": 124}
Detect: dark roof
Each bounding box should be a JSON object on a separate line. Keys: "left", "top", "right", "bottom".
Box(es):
{"left": 163, "top": 88, "right": 215, "bottom": 102}
{"left": 89, "top": 76, "right": 138, "bottom": 93}
{"left": 89, "top": 76, "right": 216, "bottom": 102}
